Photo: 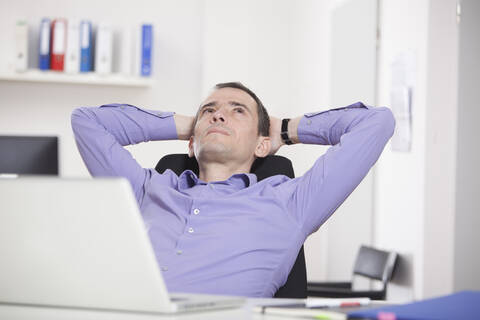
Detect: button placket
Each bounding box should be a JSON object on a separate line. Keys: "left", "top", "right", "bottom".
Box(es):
{"left": 187, "top": 200, "right": 201, "bottom": 235}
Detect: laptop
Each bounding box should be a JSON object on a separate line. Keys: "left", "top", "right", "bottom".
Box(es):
{"left": 0, "top": 177, "right": 245, "bottom": 313}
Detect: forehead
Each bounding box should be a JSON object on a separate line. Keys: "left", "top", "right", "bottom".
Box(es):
{"left": 202, "top": 87, "right": 257, "bottom": 111}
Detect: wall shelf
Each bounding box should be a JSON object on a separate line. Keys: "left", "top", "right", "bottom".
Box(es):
{"left": 0, "top": 70, "right": 153, "bottom": 88}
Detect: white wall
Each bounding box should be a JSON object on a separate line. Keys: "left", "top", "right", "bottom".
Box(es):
{"left": 322, "top": 0, "right": 377, "bottom": 285}
{"left": 374, "top": 0, "right": 476, "bottom": 301}
{"left": 454, "top": 0, "right": 480, "bottom": 291}
{"left": 374, "top": 0, "right": 429, "bottom": 301}
{"left": 0, "top": 0, "right": 204, "bottom": 177}
{"left": 423, "top": 0, "right": 458, "bottom": 298}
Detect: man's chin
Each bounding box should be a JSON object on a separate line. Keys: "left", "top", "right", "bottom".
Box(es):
{"left": 195, "top": 143, "right": 231, "bottom": 162}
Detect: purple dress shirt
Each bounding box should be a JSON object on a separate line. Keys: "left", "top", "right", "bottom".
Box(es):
{"left": 71, "top": 102, "right": 395, "bottom": 297}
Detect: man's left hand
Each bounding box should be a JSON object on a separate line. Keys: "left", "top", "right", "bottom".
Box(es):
{"left": 268, "top": 116, "right": 283, "bottom": 155}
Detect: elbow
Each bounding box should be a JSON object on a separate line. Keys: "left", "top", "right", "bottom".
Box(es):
{"left": 71, "top": 107, "right": 81, "bottom": 125}
{"left": 375, "top": 107, "right": 396, "bottom": 139}
{"left": 71, "top": 107, "right": 89, "bottom": 130}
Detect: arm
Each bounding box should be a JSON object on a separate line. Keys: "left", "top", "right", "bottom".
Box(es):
{"left": 71, "top": 103, "right": 194, "bottom": 203}
{"left": 273, "top": 102, "right": 395, "bottom": 236}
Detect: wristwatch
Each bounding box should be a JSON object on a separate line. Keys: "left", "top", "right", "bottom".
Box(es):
{"left": 281, "top": 118, "right": 293, "bottom": 145}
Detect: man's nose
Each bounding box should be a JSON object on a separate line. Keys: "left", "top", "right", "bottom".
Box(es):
{"left": 211, "top": 109, "right": 226, "bottom": 123}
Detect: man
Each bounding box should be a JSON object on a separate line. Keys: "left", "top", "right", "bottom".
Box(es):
{"left": 71, "top": 82, "right": 395, "bottom": 298}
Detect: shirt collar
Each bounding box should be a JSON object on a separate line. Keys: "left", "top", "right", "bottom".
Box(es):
{"left": 178, "top": 170, "right": 257, "bottom": 190}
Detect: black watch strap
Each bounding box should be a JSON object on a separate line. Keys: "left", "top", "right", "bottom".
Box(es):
{"left": 281, "top": 118, "right": 293, "bottom": 145}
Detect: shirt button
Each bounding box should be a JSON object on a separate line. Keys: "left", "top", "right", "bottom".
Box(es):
{"left": 307, "top": 119, "right": 312, "bottom": 125}
{"left": 161, "top": 266, "right": 168, "bottom": 271}
{"left": 193, "top": 208, "right": 200, "bottom": 215}
{"left": 188, "top": 227, "right": 194, "bottom": 233}
{"left": 176, "top": 250, "right": 183, "bottom": 255}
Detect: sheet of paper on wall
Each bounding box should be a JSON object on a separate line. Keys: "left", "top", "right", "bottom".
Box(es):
{"left": 390, "top": 86, "right": 412, "bottom": 152}
{"left": 390, "top": 51, "right": 415, "bottom": 152}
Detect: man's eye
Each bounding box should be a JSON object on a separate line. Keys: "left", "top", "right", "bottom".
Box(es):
{"left": 203, "top": 108, "right": 214, "bottom": 114}
{"left": 234, "top": 108, "right": 244, "bottom": 113}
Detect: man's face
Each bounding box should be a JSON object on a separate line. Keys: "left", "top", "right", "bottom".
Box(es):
{"left": 188, "top": 87, "right": 270, "bottom": 165}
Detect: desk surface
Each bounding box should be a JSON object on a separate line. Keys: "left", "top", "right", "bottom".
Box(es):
{"left": 0, "top": 298, "right": 305, "bottom": 320}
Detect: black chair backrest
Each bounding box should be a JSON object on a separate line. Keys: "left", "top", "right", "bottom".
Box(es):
{"left": 155, "top": 154, "right": 295, "bottom": 181}
{"left": 353, "top": 245, "right": 398, "bottom": 289}
{"left": 155, "top": 154, "right": 307, "bottom": 298}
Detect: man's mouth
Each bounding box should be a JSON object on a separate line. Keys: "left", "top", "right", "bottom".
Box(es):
{"left": 206, "top": 127, "right": 230, "bottom": 136}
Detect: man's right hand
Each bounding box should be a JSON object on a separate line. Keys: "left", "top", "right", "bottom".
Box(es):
{"left": 174, "top": 115, "right": 195, "bottom": 140}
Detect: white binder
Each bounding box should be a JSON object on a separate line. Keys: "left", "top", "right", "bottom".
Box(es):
{"left": 15, "top": 20, "right": 28, "bottom": 72}
{"left": 115, "top": 26, "right": 133, "bottom": 75}
{"left": 65, "top": 19, "right": 80, "bottom": 74}
{"left": 95, "top": 23, "right": 113, "bottom": 75}
{"left": 133, "top": 24, "right": 141, "bottom": 76}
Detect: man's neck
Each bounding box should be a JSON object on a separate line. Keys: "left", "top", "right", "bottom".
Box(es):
{"left": 198, "top": 161, "right": 252, "bottom": 182}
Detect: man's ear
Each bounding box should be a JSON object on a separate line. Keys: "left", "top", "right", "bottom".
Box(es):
{"left": 188, "top": 136, "right": 195, "bottom": 158}
{"left": 254, "top": 136, "right": 271, "bottom": 158}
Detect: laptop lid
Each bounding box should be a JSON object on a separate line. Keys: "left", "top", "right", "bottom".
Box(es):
{"left": 0, "top": 177, "right": 176, "bottom": 313}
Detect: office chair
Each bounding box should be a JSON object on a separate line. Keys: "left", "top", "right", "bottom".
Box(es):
{"left": 155, "top": 154, "right": 307, "bottom": 299}
{"left": 307, "top": 245, "right": 398, "bottom": 300}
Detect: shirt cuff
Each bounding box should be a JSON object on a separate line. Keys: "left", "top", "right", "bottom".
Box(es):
{"left": 297, "top": 102, "right": 369, "bottom": 145}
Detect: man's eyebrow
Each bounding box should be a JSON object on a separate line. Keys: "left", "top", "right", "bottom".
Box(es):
{"left": 199, "top": 101, "right": 252, "bottom": 114}
{"left": 200, "top": 101, "right": 217, "bottom": 109}
{"left": 229, "top": 101, "right": 246, "bottom": 107}
{"left": 229, "top": 101, "right": 252, "bottom": 113}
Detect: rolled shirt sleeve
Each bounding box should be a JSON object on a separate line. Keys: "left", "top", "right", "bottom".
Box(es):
{"left": 276, "top": 102, "right": 395, "bottom": 236}
{"left": 71, "top": 103, "right": 178, "bottom": 203}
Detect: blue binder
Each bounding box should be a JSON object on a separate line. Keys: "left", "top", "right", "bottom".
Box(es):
{"left": 38, "top": 18, "right": 50, "bottom": 70}
{"left": 348, "top": 291, "right": 480, "bottom": 320}
{"left": 80, "top": 20, "right": 92, "bottom": 72}
{"left": 140, "top": 24, "right": 153, "bottom": 76}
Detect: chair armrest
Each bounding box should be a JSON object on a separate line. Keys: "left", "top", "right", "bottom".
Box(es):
{"left": 306, "top": 287, "right": 386, "bottom": 300}
{"left": 307, "top": 281, "right": 352, "bottom": 289}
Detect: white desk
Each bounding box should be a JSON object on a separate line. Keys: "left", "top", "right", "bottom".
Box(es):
{"left": 0, "top": 298, "right": 303, "bottom": 320}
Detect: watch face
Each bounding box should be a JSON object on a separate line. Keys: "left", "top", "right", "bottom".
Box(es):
{"left": 281, "top": 118, "right": 290, "bottom": 131}
{"left": 281, "top": 119, "right": 292, "bottom": 144}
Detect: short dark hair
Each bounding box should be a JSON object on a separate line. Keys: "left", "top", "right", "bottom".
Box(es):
{"left": 194, "top": 82, "right": 270, "bottom": 137}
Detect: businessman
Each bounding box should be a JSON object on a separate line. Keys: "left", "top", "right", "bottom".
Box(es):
{"left": 71, "top": 82, "right": 395, "bottom": 297}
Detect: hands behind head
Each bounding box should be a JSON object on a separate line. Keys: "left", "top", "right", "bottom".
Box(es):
{"left": 268, "top": 116, "right": 283, "bottom": 155}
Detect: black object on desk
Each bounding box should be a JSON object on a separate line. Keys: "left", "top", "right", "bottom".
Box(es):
{"left": 0, "top": 135, "right": 58, "bottom": 175}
